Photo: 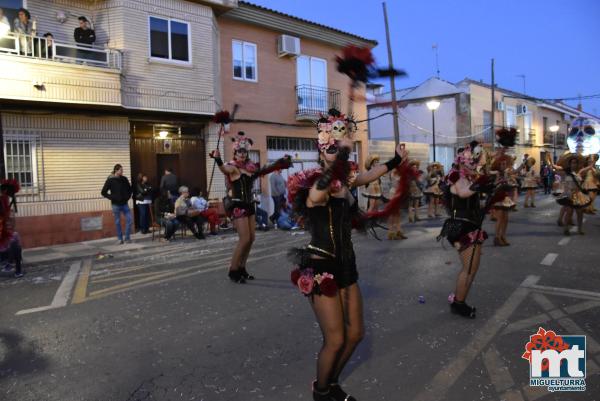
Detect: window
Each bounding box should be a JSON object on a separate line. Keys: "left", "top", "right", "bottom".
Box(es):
{"left": 232, "top": 40, "right": 257, "bottom": 81}
{"left": 149, "top": 16, "right": 190, "bottom": 63}
{"left": 267, "top": 137, "right": 316, "bottom": 151}
{"left": 4, "top": 138, "right": 37, "bottom": 188}
{"left": 296, "top": 55, "right": 328, "bottom": 112}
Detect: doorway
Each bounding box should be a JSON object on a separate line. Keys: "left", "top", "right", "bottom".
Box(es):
{"left": 157, "top": 154, "right": 180, "bottom": 187}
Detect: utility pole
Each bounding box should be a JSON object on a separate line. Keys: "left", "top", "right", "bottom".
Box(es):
{"left": 432, "top": 43, "right": 440, "bottom": 78}
{"left": 491, "top": 58, "right": 495, "bottom": 147}
{"left": 516, "top": 74, "right": 526, "bottom": 94}
{"left": 382, "top": 2, "right": 400, "bottom": 146}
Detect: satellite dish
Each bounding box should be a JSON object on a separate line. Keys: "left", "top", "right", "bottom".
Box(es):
{"left": 56, "top": 11, "right": 67, "bottom": 23}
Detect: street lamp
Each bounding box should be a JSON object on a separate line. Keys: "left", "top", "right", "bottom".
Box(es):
{"left": 549, "top": 125, "right": 559, "bottom": 162}
{"left": 426, "top": 100, "right": 441, "bottom": 162}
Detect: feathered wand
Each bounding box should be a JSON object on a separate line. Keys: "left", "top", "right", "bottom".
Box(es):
{"left": 206, "top": 104, "right": 239, "bottom": 199}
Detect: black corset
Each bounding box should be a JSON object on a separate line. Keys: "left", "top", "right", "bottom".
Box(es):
{"left": 449, "top": 193, "right": 482, "bottom": 224}
{"left": 306, "top": 197, "right": 355, "bottom": 265}
{"left": 231, "top": 174, "right": 253, "bottom": 204}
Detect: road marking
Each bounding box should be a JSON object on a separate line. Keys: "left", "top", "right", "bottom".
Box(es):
{"left": 539, "top": 253, "right": 558, "bottom": 266}
{"left": 557, "top": 237, "right": 570, "bottom": 246}
{"left": 412, "top": 275, "right": 540, "bottom": 401}
{"left": 500, "top": 389, "right": 525, "bottom": 401}
{"left": 521, "top": 283, "right": 600, "bottom": 302}
{"left": 16, "top": 261, "right": 82, "bottom": 315}
{"left": 482, "top": 345, "right": 514, "bottom": 393}
{"left": 72, "top": 259, "right": 92, "bottom": 304}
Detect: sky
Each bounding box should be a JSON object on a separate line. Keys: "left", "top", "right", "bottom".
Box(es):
{"left": 249, "top": 0, "right": 600, "bottom": 115}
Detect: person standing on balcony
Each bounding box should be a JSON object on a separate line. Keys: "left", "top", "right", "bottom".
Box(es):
{"left": 42, "top": 32, "right": 53, "bottom": 58}
{"left": 269, "top": 169, "right": 286, "bottom": 226}
{"left": 101, "top": 164, "right": 133, "bottom": 244}
{"left": 74, "top": 16, "right": 95, "bottom": 46}
{"left": 13, "top": 8, "right": 35, "bottom": 55}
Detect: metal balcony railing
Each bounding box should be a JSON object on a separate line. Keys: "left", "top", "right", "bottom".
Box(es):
{"left": 522, "top": 128, "right": 536, "bottom": 145}
{"left": 543, "top": 131, "right": 567, "bottom": 147}
{"left": 0, "top": 32, "right": 122, "bottom": 70}
{"left": 296, "top": 85, "right": 340, "bottom": 118}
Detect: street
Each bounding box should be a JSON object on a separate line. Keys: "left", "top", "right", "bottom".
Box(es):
{"left": 1, "top": 194, "right": 599, "bottom": 401}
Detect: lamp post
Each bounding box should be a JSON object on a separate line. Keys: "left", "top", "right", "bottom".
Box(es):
{"left": 426, "top": 100, "right": 441, "bottom": 162}
{"left": 549, "top": 125, "right": 559, "bottom": 162}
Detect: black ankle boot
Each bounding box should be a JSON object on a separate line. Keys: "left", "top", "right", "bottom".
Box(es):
{"left": 228, "top": 270, "right": 246, "bottom": 284}
{"left": 240, "top": 267, "right": 254, "bottom": 280}
{"left": 330, "top": 383, "right": 357, "bottom": 401}
{"left": 312, "top": 382, "right": 333, "bottom": 401}
{"left": 450, "top": 301, "right": 476, "bottom": 318}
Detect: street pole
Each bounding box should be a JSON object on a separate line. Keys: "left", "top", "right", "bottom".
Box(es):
{"left": 490, "top": 58, "right": 495, "bottom": 147}
{"left": 553, "top": 131, "right": 557, "bottom": 162}
{"left": 382, "top": 2, "right": 400, "bottom": 146}
{"left": 431, "top": 109, "right": 436, "bottom": 162}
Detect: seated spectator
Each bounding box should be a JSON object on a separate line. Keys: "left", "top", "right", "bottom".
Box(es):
{"left": 175, "top": 186, "right": 205, "bottom": 239}
{"left": 74, "top": 16, "right": 95, "bottom": 46}
{"left": 190, "top": 188, "right": 219, "bottom": 235}
{"left": 253, "top": 193, "right": 269, "bottom": 231}
{"left": 276, "top": 202, "right": 298, "bottom": 231}
{"left": 155, "top": 191, "right": 179, "bottom": 241}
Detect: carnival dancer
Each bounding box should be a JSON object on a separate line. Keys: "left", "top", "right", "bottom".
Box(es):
{"left": 438, "top": 141, "right": 503, "bottom": 318}
{"left": 491, "top": 153, "right": 516, "bottom": 246}
{"left": 548, "top": 153, "right": 592, "bottom": 235}
{"left": 0, "top": 179, "right": 23, "bottom": 278}
{"left": 407, "top": 160, "right": 423, "bottom": 223}
{"left": 362, "top": 154, "right": 385, "bottom": 213}
{"left": 210, "top": 132, "right": 292, "bottom": 283}
{"left": 288, "top": 108, "right": 408, "bottom": 401}
{"left": 424, "top": 162, "right": 444, "bottom": 218}
{"left": 582, "top": 154, "right": 599, "bottom": 214}
{"left": 387, "top": 165, "right": 407, "bottom": 240}
{"left": 521, "top": 156, "right": 538, "bottom": 208}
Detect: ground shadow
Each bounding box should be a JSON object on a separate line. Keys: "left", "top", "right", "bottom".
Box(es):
{"left": 0, "top": 329, "right": 50, "bottom": 381}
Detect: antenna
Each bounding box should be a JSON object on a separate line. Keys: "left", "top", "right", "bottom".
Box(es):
{"left": 432, "top": 43, "right": 440, "bottom": 78}
{"left": 516, "top": 74, "right": 526, "bottom": 94}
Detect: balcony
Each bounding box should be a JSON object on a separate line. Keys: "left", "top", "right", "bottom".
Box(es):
{"left": 295, "top": 85, "right": 341, "bottom": 120}
{"left": 543, "top": 131, "right": 567, "bottom": 147}
{"left": 521, "top": 128, "right": 536, "bottom": 146}
{"left": 0, "top": 33, "right": 122, "bottom": 106}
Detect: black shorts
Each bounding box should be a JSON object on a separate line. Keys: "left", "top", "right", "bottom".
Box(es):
{"left": 230, "top": 201, "right": 255, "bottom": 219}
{"left": 303, "top": 257, "right": 358, "bottom": 290}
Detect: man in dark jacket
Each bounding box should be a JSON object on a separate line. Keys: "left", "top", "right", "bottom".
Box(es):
{"left": 160, "top": 168, "right": 179, "bottom": 203}
{"left": 101, "top": 164, "right": 133, "bottom": 244}
{"left": 74, "top": 16, "right": 95, "bottom": 46}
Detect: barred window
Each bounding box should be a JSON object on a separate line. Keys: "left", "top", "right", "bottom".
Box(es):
{"left": 267, "top": 137, "right": 316, "bottom": 151}
{"left": 4, "top": 139, "right": 37, "bottom": 188}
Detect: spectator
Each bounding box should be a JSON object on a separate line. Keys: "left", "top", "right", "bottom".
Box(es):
{"left": 0, "top": 8, "right": 10, "bottom": 31}
{"left": 160, "top": 168, "right": 179, "bottom": 203}
{"left": 174, "top": 186, "right": 205, "bottom": 239}
{"left": 42, "top": 32, "right": 53, "bottom": 58}
{"left": 190, "top": 188, "right": 219, "bottom": 235}
{"left": 0, "top": 180, "right": 22, "bottom": 278}
{"left": 135, "top": 174, "right": 152, "bottom": 234}
{"left": 269, "top": 169, "right": 286, "bottom": 225}
{"left": 155, "top": 191, "right": 179, "bottom": 240}
{"left": 101, "top": 164, "right": 133, "bottom": 244}
{"left": 13, "top": 8, "right": 35, "bottom": 55}
{"left": 541, "top": 163, "right": 553, "bottom": 195}
{"left": 74, "top": 16, "right": 95, "bottom": 46}
{"left": 253, "top": 193, "right": 269, "bottom": 231}
{"left": 276, "top": 202, "right": 298, "bottom": 231}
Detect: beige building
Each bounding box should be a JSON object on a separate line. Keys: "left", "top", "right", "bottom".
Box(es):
{"left": 0, "top": 0, "right": 231, "bottom": 247}
{"left": 216, "top": 2, "right": 376, "bottom": 212}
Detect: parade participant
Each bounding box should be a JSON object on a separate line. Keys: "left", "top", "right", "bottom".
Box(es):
{"left": 387, "top": 166, "right": 407, "bottom": 240}
{"left": 211, "top": 132, "right": 291, "bottom": 283}
{"left": 407, "top": 160, "right": 423, "bottom": 223}
{"left": 362, "top": 154, "right": 384, "bottom": 213}
{"left": 582, "top": 154, "right": 599, "bottom": 214}
{"left": 548, "top": 153, "right": 592, "bottom": 235}
{"left": 288, "top": 108, "right": 408, "bottom": 401}
{"left": 491, "top": 152, "right": 516, "bottom": 246}
{"left": 521, "top": 156, "right": 538, "bottom": 207}
{"left": 0, "top": 179, "right": 23, "bottom": 278}
{"left": 438, "top": 141, "right": 500, "bottom": 318}
{"left": 424, "top": 162, "right": 444, "bottom": 218}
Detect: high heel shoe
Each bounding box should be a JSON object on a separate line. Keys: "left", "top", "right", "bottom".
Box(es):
{"left": 312, "top": 381, "right": 334, "bottom": 401}
{"left": 450, "top": 301, "right": 476, "bottom": 318}
{"left": 387, "top": 232, "right": 396, "bottom": 240}
{"left": 228, "top": 270, "right": 246, "bottom": 284}
{"left": 501, "top": 237, "right": 510, "bottom": 246}
{"left": 330, "top": 383, "right": 357, "bottom": 401}
{"left": 240, "top": 267, "right": 255, "bottom": 280}
{"left": 494, "top": 237, "right": 503, "bottom": 246}
{"left": 396, "top": 231, "right": 407, "bottom": 239}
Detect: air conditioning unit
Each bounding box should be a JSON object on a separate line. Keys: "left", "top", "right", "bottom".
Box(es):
{"left": 516, "top": 104, "right": 528, "bottom": 115}
{"left": 278, "top": 34, "right": 301, "bottom": 57}
{"left": 495, "top": 101, "right": 505, "bottom": 111}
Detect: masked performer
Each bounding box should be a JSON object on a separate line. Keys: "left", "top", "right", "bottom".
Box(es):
{"left": 582, "top": 154, "right": 599, "bottom": 214}
{"left": 424, "top": 162, "right": 444, "bottom": 218}
{"left": 362, "top": 154, "right": 384, "bottom": 213}
{"left": 520, "top": 157, "right": 538, "bottom": 208}
{"left": 407, "top": 160, "right": 423, "bottom": 223}
{"left": 548, "top": 153, "right": 592, "bottom": 235}
{"left": 491, "top": 153, "right": 516, "bottom": 246}
{"left": 438, "top": 141, "right": 499, "bottom": 318}
{"left": 387, "top": 165, "right": 407, "bottom": 240}
{"left": 288, "top": 108, "right": 408, "bottom": 401}
{"left": 211, "top": 132, "right": 291, "bottom": 283}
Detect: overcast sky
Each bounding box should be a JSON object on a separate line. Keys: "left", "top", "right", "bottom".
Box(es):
{"left": 250, "top": 0, "right": 600, "bottom": 115}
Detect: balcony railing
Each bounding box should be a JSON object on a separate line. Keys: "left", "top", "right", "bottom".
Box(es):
{"left": 543, "top": 131, "right": 567, "bottom": 147}
{"left": 522, "top": 128, "right": 536, "bottom": 145}
{"left": 296, "top": 85, "right": 340, "bottom": 119}
{"left": 0, "top": 32, "right": 122, "bottom": 70}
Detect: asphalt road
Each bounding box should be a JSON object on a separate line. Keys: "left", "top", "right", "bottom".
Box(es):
{"left": 1, "top": 194, "right": 599, "bottom": 401}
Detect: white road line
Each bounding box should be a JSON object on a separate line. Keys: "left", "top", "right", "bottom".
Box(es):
{"left": 539, "top": 253, "right": 558, "bottom": 266}
{"left": 522, "top": 284, "right": 600, "bottom": 302}
{"left": 411, "top": 275, "right": 540, "bottom": 401}
{"left": 482, "top": 345, "right": 514, "bottom": 393}
{"left": 557, "top": 237, "right": 571, "bottom": 246}
{"left": 16, "top": 261, "right": 82, "bottom": 316}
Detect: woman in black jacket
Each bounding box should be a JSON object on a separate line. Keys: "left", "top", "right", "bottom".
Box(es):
{"left": 135, "top": 174, "right": 153, "bottom": 234}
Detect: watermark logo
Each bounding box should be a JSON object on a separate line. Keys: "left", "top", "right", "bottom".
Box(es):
{"left": 522, "top": 327, "right": 586, "bottom": 392}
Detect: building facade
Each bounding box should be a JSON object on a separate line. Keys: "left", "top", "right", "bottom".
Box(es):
{"left": 216, "top": 2, "right": 376, "bottom": 213}
{"left": 0, "top": 0, "right": 231, "bottom": 247}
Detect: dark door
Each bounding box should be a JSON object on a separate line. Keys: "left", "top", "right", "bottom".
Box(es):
{"left": 157, "top": 154, "right": 180, "bottom": 187}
